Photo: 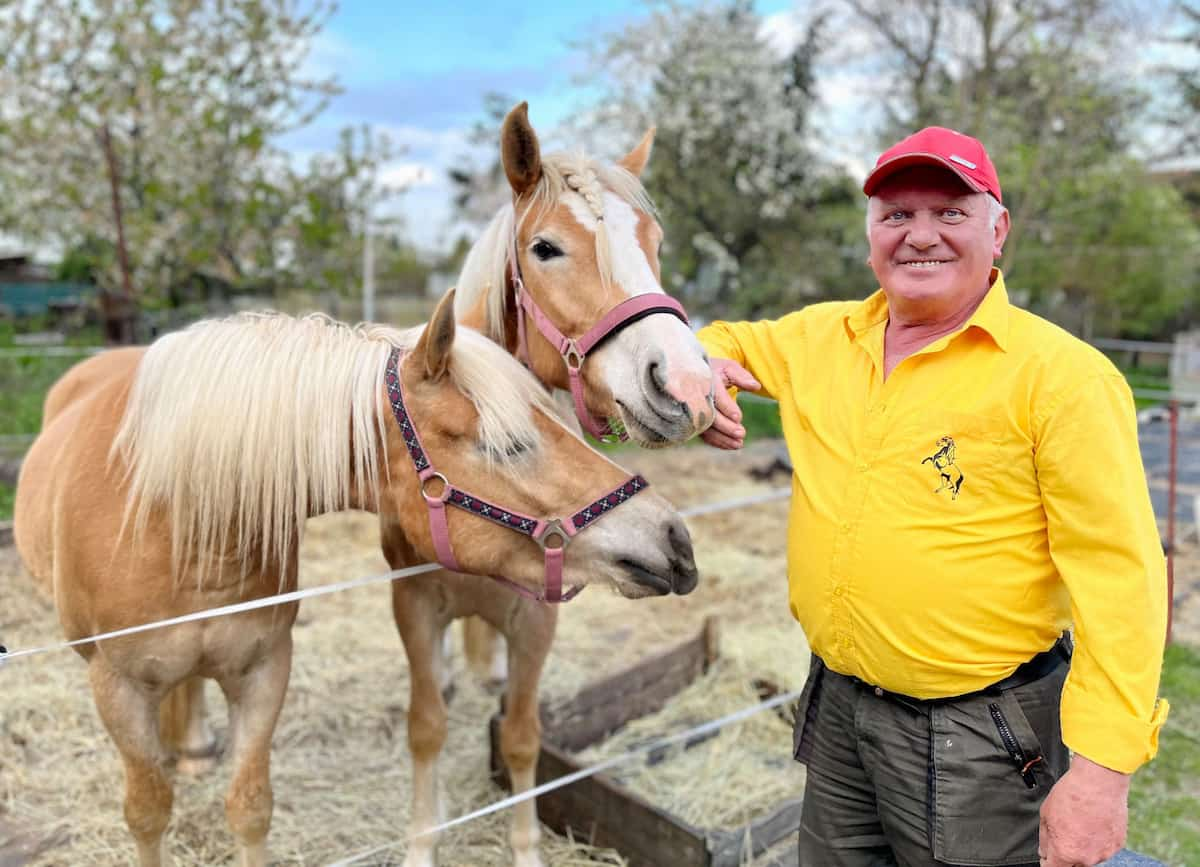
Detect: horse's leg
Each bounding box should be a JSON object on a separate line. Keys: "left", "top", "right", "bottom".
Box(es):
{"left": 498, "top": 602, "right": 557, "bottom": 867}
{"left": 216, "top": 632, "right": 292, "bottom": 867}
{"left": 393, "top": 580, "right": 451, "bottom": 867}
{"left": 88, "top": 656, "right": 174, "bottom": 867}
{"left": 160, "top": 675, "right": 219, "bottom": 775}
{"left": 462, "top": 615, "right": 507, "bottom": 686}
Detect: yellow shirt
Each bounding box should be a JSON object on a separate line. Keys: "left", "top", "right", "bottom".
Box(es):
{"left": 698, "top": 270, "right": 1168, "bottom": 773}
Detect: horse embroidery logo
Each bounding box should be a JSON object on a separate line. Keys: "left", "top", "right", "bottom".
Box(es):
{"left": 921, "top": 435, "right": 964, "bottom": 500}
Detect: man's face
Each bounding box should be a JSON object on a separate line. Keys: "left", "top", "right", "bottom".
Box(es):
{"left": 867, "top": 166, "right": 1009, "bottom": 319}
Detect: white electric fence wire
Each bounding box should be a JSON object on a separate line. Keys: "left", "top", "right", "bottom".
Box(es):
{"left": 0, "top": 563, "right": 441, "bottom": 665}
{"left": 326, "top": 688, "right": 804, "bottom": 867}
{"left": 0, "top": 487, "right": 791, "bottom": 666}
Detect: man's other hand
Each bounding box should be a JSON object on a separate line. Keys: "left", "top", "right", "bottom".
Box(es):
{"left": 701, "top": 358, "right": 761, "bottom": 450}
{"left": 1038, "top": 754, "right": 1129, "bottom": 867}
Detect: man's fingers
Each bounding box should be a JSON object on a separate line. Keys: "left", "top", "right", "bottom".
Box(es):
{"left": 724, "top": 366, "right": 762, "bottom": 392}
{"left": 712, "top": 380, "right": 742, "bottom": 424}
{"left": 701, "top": 427, "right": 744, "bottom": 450}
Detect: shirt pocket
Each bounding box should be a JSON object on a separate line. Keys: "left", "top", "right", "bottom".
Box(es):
{"left": 890, "top": 409, "right": 1008, "bottom": 508}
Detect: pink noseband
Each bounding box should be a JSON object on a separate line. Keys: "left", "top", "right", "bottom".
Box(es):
{"left": 386, "top": 348, "right": 649, "bottom": 603}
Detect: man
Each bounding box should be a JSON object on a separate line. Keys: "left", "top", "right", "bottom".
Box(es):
{"left": 698, "top": 127, "right": 1169, "bottom": 867}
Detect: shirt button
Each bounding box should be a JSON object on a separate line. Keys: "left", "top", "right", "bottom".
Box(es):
{"left": 874, "top": 687, "right": 884, "bottom": 697}
{"left": 841, "top": 521, "right": 851, "bottom": 531}
{"left": 857, "top": 463, "right": 869, "bottom": 472}
{"left": 833, "top": 586, "right": 845, "bottom": 597}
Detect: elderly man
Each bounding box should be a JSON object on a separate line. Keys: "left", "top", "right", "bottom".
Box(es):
{"left": 698, "top": 127, "right": 1169, "bottom": 867}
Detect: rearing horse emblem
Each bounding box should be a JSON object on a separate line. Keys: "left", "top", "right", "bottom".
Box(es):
{"left": 921, "top": 435, "right": 965, "bottom": 500}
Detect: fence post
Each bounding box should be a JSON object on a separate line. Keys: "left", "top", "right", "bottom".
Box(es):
{"left": 1166, "top": 400, "right": 1177, "bottom": 646}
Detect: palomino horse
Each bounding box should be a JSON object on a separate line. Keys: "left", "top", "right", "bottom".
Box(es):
{"left": 13, "top": 291, "right": 698, "bottom": 867}
{"left": 379, "top": 104, "right": 715, "bottom": 867}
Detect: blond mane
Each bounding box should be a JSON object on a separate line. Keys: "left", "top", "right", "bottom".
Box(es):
{"left": 113, "top": 312, "right": 560, "bottom": 585}
{"left": 454, "top": 151, "right": 657, "bottom": 343}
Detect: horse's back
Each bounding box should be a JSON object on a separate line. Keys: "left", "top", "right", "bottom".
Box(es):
{"left": 42, "top": 346, "right": 145, "bottom": 425}
{"left": 14, "top": 358, "right": 138, "bottom": 604}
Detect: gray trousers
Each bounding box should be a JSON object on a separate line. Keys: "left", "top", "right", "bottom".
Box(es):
{"left": 792, "top": 655, "right": 1070, "bottom": 867}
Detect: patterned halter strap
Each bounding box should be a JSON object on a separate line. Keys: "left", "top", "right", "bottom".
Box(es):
{"left": 385, "top": 348, "right": 650, "bottom": 603}
{"left": 508, "top": 230, "right": 689, "bottom": 442}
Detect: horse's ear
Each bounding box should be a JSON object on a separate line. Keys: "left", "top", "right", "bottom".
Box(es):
{"left": 618, "top": 126, "right": 656, "bottom": 177}
{"left": 415, "top": 288, "right": 457, "bottom": 382}
{"left": 501, "top": 101, "right": 542, "bottom": 197}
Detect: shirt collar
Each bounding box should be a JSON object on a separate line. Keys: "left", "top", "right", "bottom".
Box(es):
{"left": 844, "top": 267, "right": 1010, "bottom": 352}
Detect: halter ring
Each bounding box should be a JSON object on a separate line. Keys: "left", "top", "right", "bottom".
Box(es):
{"left": 420, "top": 472, "right": 451, "bottom": 503}
{"left": 534, "top": 519, "right": 571, "bottom": 552}
{"left": 562, "top": 342, "right": 584, "bottom": 371}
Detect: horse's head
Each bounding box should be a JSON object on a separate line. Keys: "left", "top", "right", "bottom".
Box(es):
{"left": 382, "top": 290, "right": 699, "bottom": 599}
{"left": 457, "top": 103, "right": 714, "bottom": 447}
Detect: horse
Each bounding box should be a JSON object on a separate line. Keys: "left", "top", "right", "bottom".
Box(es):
{"left": 374, "top": 104, "right": 717, "bottom": 867}
{"left": 922, "top": 435, "right": 965, "bottom": 500}
{"left": 12, "top": 290, "right": 699, "bottom": 867}
{"left": 112, "top": 102, "right": 715, "bottom": 865}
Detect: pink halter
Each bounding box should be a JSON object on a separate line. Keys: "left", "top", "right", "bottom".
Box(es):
{"left": 509, "top": 233, "right": 689, "bottom": 442}
{"left": 385, "top": 348, "right": 649, "bottom": 603}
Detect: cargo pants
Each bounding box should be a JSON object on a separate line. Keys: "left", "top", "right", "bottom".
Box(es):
{"left": 792, "top": 645, "right": 1071, "bottom": 867}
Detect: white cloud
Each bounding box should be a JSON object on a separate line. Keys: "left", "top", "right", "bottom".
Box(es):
{"left": 759, "top": 9, "right": 806, "bottom": 56}
{"left": 379, "top": 161, "right": 436, "bottom": 189}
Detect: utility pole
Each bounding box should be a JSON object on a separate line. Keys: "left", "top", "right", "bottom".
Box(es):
{"left": 100, "top": 123, "right": 136, "bottom": 343}
{"left": 362, "top": 204, "right": 375, "bottom": 323}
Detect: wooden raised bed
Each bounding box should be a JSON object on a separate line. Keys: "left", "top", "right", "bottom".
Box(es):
{"left": 488, "top": 617, "right": 802, "bottom": 867}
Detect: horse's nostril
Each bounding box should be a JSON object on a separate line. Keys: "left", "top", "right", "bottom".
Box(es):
{"left": 648, "top": 358, "right": 668, "bottom": 392}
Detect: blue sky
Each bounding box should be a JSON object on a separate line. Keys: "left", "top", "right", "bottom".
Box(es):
{"left": 282, "top": 0, "right": 799, "bottom": 253}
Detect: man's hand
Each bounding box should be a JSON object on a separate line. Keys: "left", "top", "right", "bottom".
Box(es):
{"left": 1038, "top": 754, "right": 1129, "bottom": 867}
{"left": 701, "top": 358, "right": 761, "bottom": 450}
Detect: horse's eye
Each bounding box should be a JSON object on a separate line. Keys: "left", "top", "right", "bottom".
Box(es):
{"left": 531, "top": 239, "right": 562, "bottom": 261}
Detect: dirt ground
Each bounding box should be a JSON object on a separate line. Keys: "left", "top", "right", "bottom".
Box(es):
{"left": 1, "top": 438, "right": 1195, "bottom": 866}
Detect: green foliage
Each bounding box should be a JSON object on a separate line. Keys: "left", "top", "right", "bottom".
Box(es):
{"left": 0, "top": 0, "right": 403, "bottom": 316}
{"left": 0, "top": 354, "right": 81, "bottom": 436}
{"left": 1127, "top": 642, "right": 1200, "bottom": 866}
{"left": 738, "top": 394, "right": 783, "bottom": 441}
{"left": 585, "top": 0, "right": 873, "bottom": 319}
{"left": 0, "top": 481, "right": 13, "bottom": 522}
{"left": 845, "top": 0, "right": 1199, "bottom": 340}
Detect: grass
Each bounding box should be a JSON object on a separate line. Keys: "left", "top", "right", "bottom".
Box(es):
{"left": 1127, "top": 642, "right": 1200, "bottom": 866}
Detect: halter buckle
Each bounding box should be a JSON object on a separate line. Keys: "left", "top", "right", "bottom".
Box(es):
{"left": 534, "top": 519, "right": 571, "bottom": 552}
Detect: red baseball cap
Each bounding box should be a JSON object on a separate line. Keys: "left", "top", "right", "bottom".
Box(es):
{"left": 862, "top": 126, "right": 1002, "bottom": 203}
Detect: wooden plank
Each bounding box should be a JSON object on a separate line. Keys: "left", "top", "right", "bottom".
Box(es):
{"left": 707, "top": 798, "right": 804, "bottom": 867}
{"left": 541, "top": 616, "right": 719, "bottom": 753}
{"left": 488, "top": 721, "right": 708, "bottom": 865}
{"left": 535, "top": 742, "right": 709, "bottom": 867}
{"left": 487, "top": 616, "right": 807, "bottom": 867}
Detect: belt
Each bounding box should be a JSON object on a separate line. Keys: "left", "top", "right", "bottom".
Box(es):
{"left": 850, "top": 633, "right": 1073, "bottom": 709}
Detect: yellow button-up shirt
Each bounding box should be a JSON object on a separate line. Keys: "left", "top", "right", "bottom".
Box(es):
{"left": 698, "top": 270, "right": 1168, "bottom": 773}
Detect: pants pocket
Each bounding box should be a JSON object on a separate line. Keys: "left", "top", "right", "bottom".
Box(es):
{"left": 929, "top": 685, "right": 1059, "bottom": 865}
{"left": 792, "top": 654, "right": 826, "bottom": 764}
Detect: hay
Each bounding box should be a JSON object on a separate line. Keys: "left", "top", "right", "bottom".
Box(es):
{"left": 1, "top": 441, "right": 807, "bottom": 865}
{"left": 574, "top": 660, "right": 803, "bottom": 833}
